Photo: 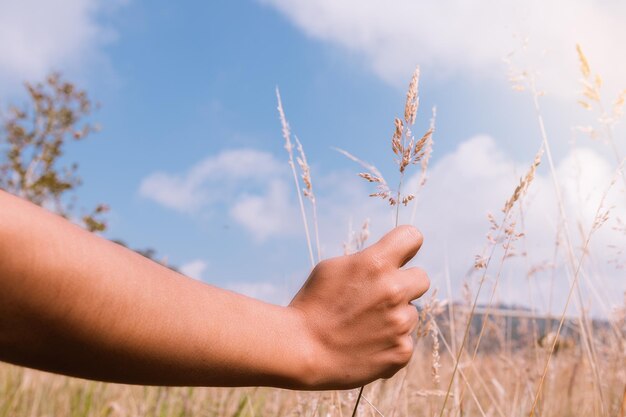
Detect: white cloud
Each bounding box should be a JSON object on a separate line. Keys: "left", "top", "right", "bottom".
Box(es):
{"left": 230, "top": 179, "right": 299, "bottom": 241}
{"left": 140, "top": 148, "right": 300, "bottom": 240}
{"left": 0, "top": 0, "right": 126, "bottom": 93}
{"left": 259, "top": 0, "right": 626, "bottom": 98}
{"left": 140, "top": 139, "right": 626, "bottom": 314}
{"left": 180, "top": 259, "right": 209, "bottom": 281}
{"left": 138, "top": 172, "right": 200, "bottom": 213}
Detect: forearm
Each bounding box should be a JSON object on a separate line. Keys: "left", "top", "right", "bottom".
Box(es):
{"left": 0, "top": 191, "right": 313, "bottom": 387}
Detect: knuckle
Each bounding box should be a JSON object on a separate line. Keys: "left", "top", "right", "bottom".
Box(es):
{"left": 342, "top": 254, "right": 362, "bottom": 276}
{"left": 403, "top": 306, "right": 419, "bottom": 333}
{"left": 383, "top": 340, "right": 414, "bottom": 377}
{"left": 395, "top": 337, "right": 415, "bottom": 364}
{"left": 409, "top": 305, "right": 419, "bottom": 324}
{"left": 315, "top": 257, "right": 341, "bottom": 275}
{"left": 313, "top": 258, "right": 330, "bottom": 273}
{"left": 390, "top": 308, "right": 417, "bottom": 333}
{"left": 362, "top": 252, "right": 388, "bottom": 275}
{"left": 383, "top": 282, "right": 405, "bottom": 305}
{"left": 388, "top": 310, "right": 406, "bottom": 329}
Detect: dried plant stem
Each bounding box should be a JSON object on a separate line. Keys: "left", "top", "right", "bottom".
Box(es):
{"left": 443, "top": 255, "right": 462, "bottom": 413}
{"left": 528, "top": 232, "right": 593, "bottom": 417}
{"left": 520, "top": 206, "right": 544, "bottom": 367}
{"left": 576, "top": 44, "right": 626, "bottom": 193}
{"left": 527, "top": 162, "right": 622, "bottom": 417}
{"left": 458, "top": 230, "right": 538, "bottom": 416}
{"left": 437, "top": 222, "right": 503, "bottom": 416}
{"left": 601, "top": 112, "right": 626, "bottom": 190}
{"left": 290, "top": 161, "right": 315, "bottom": 268}
{"left": 440, "top": 138, "right": 543, "bottom": 416}
{"left": 360, "top": 394, "right": 384, "bottom": 417}
{"left": 311, "top": 198, "right": 321, "bottom": 262}
{"left": 350, "top": 387, "right": 364, "bottom": 417}
{"left": 295, "top": 137, "right": 322, "bottom": 262}
{"left": 276, "top": 88, "right": 315, "bottom": 268}
{"left": 431, "top": 319, "right": 489, "bottom": 417}
{"left": 458, "top": 252, "right": 507, "bottom": 410}
{"left": 389, "top": 352, "right": 416, "bottom": 417}
{"left": 410, "top": 107, "right": 437, "bottom": 225}
{"left": 395, "top": 174, "right": 404, "bottom": 227}
{"left": 528, "top": 77, "right": 606, "bottom": 414}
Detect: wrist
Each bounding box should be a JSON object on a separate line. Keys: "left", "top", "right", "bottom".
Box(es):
{"left": 277, "top": 305, "right": 322, "bottom": 389}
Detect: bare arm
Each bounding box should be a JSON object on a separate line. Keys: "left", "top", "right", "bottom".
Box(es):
{"left": 0, "top": 190, "right": 429, "bottom": 389}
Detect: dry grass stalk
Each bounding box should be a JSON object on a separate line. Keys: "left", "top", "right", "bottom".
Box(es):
{"left": 276, "top": 88, "right": 315, "bottom": 268}
{"left": 440, "top": 145, "right": 544, "bottom": 416}
{"left": 503, "top": 147, "right": 544, "bottom": 214}
{"left": 409, "top": 107, "right": 437, "bottom": 224}
{"left": 576, "top": 44, "right": 591, "bottom": 79}
{"left": 576, "top": 44, "right": 602, "bottom": 113}
{"left": 389, "top": 293, "right": 447, "bottom": 417}
{"left": 614, "top": 90, "right": 626, "bottom": 120}
{"left": 514, "top": 61, "right": 609, "bottom": 412}
{"left": 430, "top": 319, "right": 442, "bottom": 387}
{"left": 430, "top": 319, "right": 490, "bottom": 417}
{"left": 343, "top": 218, "right": 371, "bottom": 255}
{"left": 418, "top": 108, "right": 436, "bottom": 188}
{"left": 575, "top": 44, "right": 626, "bottom": 199}
{"left": 4, "top": 334, "right": 625, "bottom": 417}
{"left": 340, "top": 65, "right": 435, "bottom": 228}
{"left": 295, "top": 137, "right": 321, "bottom": 262}
{"left": 529, "top": 160, "right": 625, "bottom": 417}
{"left": 404, "top": 67, "right": 420, "bottom": 126}
{"left": 334, "top": 147, "right": 394, "bottom": 203}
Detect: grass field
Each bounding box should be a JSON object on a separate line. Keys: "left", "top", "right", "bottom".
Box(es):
{"left": 1, "top": 315, "right": 624, "bottom": 417}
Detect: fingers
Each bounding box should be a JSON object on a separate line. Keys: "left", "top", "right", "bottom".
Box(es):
{"left": 361, "top": 225, "right": 423, "bottom": 269}
{"left": 395, "top": 267, "right": 430, "bottom": 302}
{"left": 396, "top": 304, "right": 420, "bottom": 335}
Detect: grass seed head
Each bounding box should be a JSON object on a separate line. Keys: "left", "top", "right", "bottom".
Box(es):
{"left": 392, "top": 117, "right": 404, "bottom": 156}
{"left": 503, "top": 147, "right": 543, "bottom": 214}
{"left": 404, "top": 66, "right": 420, "bottom": 125}
{"left": 295, "top": 137, "right": 314, "bottom": 200}
{"left": 613, "top": 89, "right": 626, "bottom": 120}
{"left": 276, "top": 88, "right": 293, "bottom": 155}
{"left": 576, "top": 44, "right": 591, "bottom": 79}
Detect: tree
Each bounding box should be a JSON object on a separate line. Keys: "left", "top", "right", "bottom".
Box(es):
{"left": 1, "top": 73, "right": 178, "bottom": 271}
{"left": 0, "top": 73, "right": 108, "bottom": 232}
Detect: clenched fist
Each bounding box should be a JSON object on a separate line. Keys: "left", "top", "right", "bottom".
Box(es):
{"left": 289, "top": 225, "right": 429, "bottom": 389}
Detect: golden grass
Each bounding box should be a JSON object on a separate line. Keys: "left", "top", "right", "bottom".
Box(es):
{"left": 1, "top": 319, "right": 624, "bottom": 417}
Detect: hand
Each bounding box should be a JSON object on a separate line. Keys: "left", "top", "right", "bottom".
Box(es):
{"left": 289, "top": 225, "right": 429, "bottom": 389}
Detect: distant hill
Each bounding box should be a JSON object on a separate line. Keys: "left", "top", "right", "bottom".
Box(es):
{"left": 419, "top": 301, "right": 622, "bottom": 354}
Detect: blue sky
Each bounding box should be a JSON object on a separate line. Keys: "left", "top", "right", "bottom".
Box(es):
{"left": 1, "top": 0, "right": 625, "bottom": 314}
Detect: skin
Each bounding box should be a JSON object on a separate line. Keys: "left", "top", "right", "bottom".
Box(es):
{"left": 0, "top": 190, "right": 429, "bottom": 389}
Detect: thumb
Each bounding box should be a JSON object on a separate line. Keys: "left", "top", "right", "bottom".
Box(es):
{"left": 360, "top": 225, "right": 423, "bottom": 269}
